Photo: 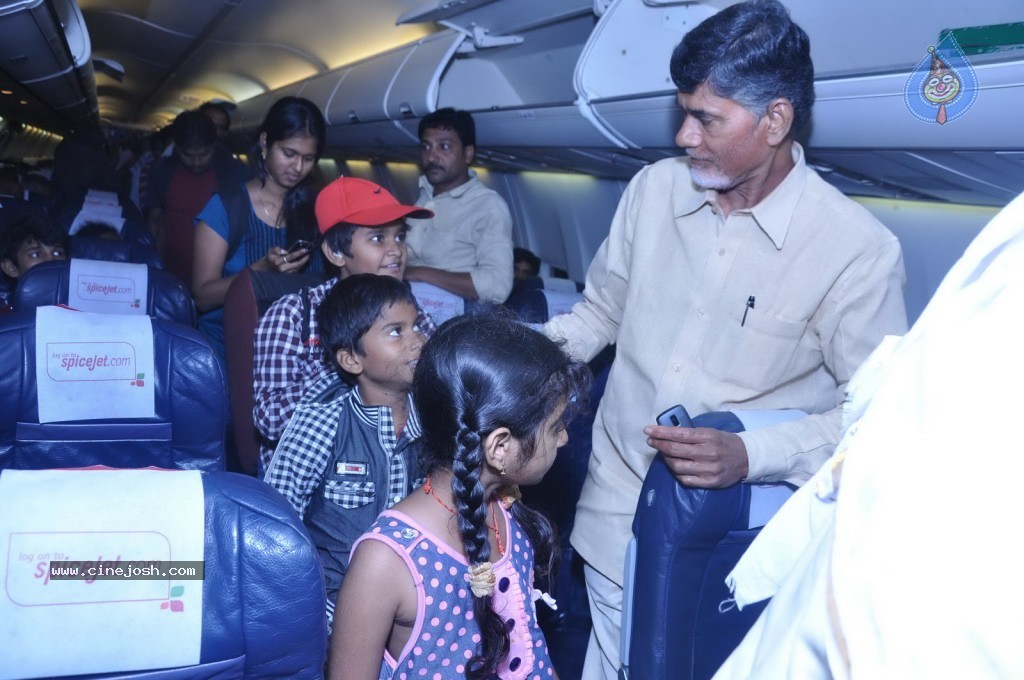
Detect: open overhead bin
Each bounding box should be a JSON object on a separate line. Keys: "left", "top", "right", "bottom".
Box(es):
{"left": 575, "top": 0, "right": 1024, "bottom": 152}
{"left": 421, "top": 2, "right": 616, "bottom": 148}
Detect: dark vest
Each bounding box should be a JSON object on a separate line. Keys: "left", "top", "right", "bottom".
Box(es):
{"left": 303, "top": 384, "right": 421, "bottom": 605}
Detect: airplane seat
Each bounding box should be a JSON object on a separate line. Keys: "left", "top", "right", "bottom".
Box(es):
{"left": 14, "top": 259, "right": 196, "bottom": 327}
{"left": 0, "top": 311, "right": 228, "bottom": 472}
{"left": 539, "top": 275, "right": 585, "bottom": 293}
{"left": 503, "top": 285, "right": 548, "bottom": 323}
{"left": 0, "top": 468, "right": 327, "bottom": 678}
{"left": 0, "top": 275, "right": 12, "bottom": 309}
{"left": 621, "top": 409, "right": 804, "bottom": 680}
{"left": 70, "top": 234, "right": 164, "bottom": 270}
{"left": 504, "top": 280, "right": 584, "bottom": 323}
{"left": 223, "top": 268, "right": 325, "bottom": 475}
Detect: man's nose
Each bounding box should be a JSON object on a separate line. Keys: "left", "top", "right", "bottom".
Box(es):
{"left": 675, "top": 116, "right": 701, "bottom": 149}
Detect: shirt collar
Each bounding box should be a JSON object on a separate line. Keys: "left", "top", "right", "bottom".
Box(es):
{"left": 350, "top": 385, "right": 421, "bottom": 439}
{"left": 417, "top": 168, "right": 479, "bottom": 199}
{"left": 675, "top": 143, "right": 808, "bottom": 251}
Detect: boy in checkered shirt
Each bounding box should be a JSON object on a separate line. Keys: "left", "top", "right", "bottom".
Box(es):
{"left": 264, "top": 273, "right": 426, "bottom": 626}
{"left": 252, "top": 177, "right": 436, "bottom": 471}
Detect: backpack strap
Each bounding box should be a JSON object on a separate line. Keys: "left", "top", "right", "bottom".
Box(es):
{"left": 218, "top": 182, "right": 251, "bottom": 264}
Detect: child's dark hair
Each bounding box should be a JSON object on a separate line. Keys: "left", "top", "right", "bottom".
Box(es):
{"left": 0, "top": 215, "right": 68, "bottom": 265}
{"left": 322, "top": 221, "right": 408, "bottom": 259}
{"left": 414, "top": 314, "right": 590, "bottom": 679}
{"left": 318, "top": 273, "right": 418, "bottom": 383}
{"left": 251, "top": 96, "right": 326, "bottom": 247}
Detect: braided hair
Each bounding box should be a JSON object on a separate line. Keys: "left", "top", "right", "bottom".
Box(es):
{"left": 415, "top": 314, "right": 590, "bottom": 678}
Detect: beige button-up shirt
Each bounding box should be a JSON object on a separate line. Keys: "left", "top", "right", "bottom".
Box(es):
{"left": 405, "top": 171, "right": 514, "bottom": 303}
{"left": 546, "top": 144, "right": 908, "bottom": 583}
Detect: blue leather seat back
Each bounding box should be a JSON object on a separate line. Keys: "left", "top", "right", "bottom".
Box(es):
{"left": 504, "top": 285, "right": 549, "bottom": 323}
{"left": 14, "top": 259, "right": 196, "bottom": 326}
{"left": 625, "top": 411, "right": 769, "bottom": 680}
{"left": 505, "top": 277, "right": 584, "bottom": 322}
{"left": 0, "top": 469, "right": 326, "bottom": 678}
{"left": 70, "top": 234, "right": 164, "bottom": 270}
{"left": 198, "top": 471, "right": 327, "bottom": 678}
{"left": 0, "top": 312, "right": 227, "bottom": 472}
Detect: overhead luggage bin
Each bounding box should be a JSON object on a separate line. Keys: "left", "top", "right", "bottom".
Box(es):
{"left": 433, "top": 10, "right": 616, "bottom": 148}
{"left": 576, "top": 0, "right": 1024, "bottom": 151}
{"left": 232, "top": 31, "right": 464, "bottom": 146}
{"left": 0, "top": 0, "right": 98, "bottom": 130}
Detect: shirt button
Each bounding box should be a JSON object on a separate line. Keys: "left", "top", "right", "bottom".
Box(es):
{"left": 393, "top": 495, "right": 402, "bottom": 504}
{"left": 674, "top": 364, "right": 682, "bottom": 372}
{"left": 696, "top": 309, "right": 705, "bottom": 318}
{"left": 719, "top": 248, "right": 726, "bottom": 256}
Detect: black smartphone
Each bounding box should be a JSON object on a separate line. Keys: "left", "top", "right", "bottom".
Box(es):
{"left": 286, "top": 238, "right": 319, "bottom": 255}
{"left": 656, "top": 404, "right": 693, "bottom": 428}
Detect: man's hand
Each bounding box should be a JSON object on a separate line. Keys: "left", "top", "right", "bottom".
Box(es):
{"left": 644, "top": 424, "right": 749, "bottom": 488}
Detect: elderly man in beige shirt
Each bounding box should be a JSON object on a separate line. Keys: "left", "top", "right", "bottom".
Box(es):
{"left": 543, "top": 2, "right": 908, "bottom": 678}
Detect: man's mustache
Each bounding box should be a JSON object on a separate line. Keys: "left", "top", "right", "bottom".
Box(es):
{"left": 424, "top": 163, "right": 444, "bottom": 173}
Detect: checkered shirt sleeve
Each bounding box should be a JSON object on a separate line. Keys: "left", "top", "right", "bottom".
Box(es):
{"left": 253, "top": 286, "right": 334, "bottom": 462}
{"left": 262, "top": 375, "right": 343, "bottom": 518}
{"left": 416, "top": 306, "right": 437, "bottom": 337}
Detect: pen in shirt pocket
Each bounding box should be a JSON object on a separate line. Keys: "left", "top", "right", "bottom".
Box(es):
{"left": 741, "top": 295, "right": 755, "bottom": 327}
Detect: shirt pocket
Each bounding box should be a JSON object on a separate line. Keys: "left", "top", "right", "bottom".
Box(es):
{"left": 703, "top": 306, "right": 811, "bottom": 393}
{"left": 323, "top": 479, "right": 376, "bottom": 509}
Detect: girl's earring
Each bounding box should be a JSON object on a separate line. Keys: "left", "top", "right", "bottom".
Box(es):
{"left": 500, "top": 465, "right": 506, "bottom": 477}
{"left": 260, "top": 147, "right": 267, "bottom": 160}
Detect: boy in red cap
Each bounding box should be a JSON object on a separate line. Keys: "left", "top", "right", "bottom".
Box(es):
{"left": 253, "top": 177, "right": 434, "bottom": 470}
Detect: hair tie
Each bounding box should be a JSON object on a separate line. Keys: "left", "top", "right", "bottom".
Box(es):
{"left": 467, "top": 562, "right": 495, "bottom": 597}
{"left": 497, "top": 484, "right": 522, "bottom": 510}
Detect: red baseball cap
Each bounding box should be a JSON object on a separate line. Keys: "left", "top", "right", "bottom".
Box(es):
{"left": 315, "top": 177, "right": 433, "bottom": 234}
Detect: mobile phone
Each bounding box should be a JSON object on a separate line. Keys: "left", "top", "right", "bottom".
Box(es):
{"left": 286, "top": 238, "right": 318, "bottom": 255}
{"left": 656, "top": 404, "right": 693, "bottom": 428}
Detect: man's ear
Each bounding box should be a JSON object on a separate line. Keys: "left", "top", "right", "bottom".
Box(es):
{"left": 482, "top": 426, "right": 514, "bottom": 474}
{"left": 0, "top": 258, "right": 19, "bottom": 279}
{"left": 463, "top": 143, "right": 475, "bottom": 167}
{"left": 763, "top": 98, "right": 794, "bottom": 146}
{"left": 322, "top": 240, "right": 346, "bottom": 268}
{"left": 335, "top": 348, "right": 363, "bottom": 377}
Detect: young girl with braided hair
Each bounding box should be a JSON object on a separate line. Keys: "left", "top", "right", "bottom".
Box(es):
{"left": 329, "top": 314, "right": 590, "bottom": 680}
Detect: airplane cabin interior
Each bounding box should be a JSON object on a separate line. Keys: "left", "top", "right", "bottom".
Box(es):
{"left": 1, "top": 0, "right": 1023, "bottom": 678}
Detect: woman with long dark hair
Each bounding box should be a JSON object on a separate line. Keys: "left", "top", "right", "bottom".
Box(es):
{"left": 192, "top": 96, "right": 325, "bottom": 356}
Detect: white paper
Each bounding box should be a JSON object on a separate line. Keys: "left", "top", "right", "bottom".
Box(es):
{"left": 0, "top": 469, "right": 205, "bottom": 679}
{"left": 84, "top": 189, "right": 121, "bottom": 207}
{"left": 410, "top": 281, "right": 465, "bottom": 325}
{"left": 67, "top": 258, "right": 148, "bottom": 315}
{"left": 68, "top": 200, "right": 125, "bottom": 236}
{"left": 34, "top": 306, "right": 156, "bottom": 423}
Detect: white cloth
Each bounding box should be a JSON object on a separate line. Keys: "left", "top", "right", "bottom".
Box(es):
{"left": 716, "top": 190, "right": 1024, "bottom": 678}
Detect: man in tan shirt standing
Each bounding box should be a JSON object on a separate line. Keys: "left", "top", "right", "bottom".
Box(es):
{"left": 544, "top": 2, "right": 908, "bottom": 677}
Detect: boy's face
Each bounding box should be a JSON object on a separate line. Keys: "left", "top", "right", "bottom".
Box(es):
{"left": 329, "top": 222, "right": 408, "bottom": 279}
{"left": 339, "top": 300, "right": 424, "bottom": 394}
{"left": 1, "top": 238, "right": 67, "bottom": 279}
